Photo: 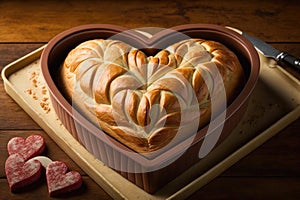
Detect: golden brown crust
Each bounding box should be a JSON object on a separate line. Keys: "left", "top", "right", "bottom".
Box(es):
{"left": 60, "top": 38, "right": 244, "bottom": 153}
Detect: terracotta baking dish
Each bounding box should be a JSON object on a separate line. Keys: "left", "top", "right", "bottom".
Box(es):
{"left": 40, "top": 24, "right": 260, "bottom": 193}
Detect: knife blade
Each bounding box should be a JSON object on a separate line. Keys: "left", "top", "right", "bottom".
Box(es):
{"left": 242, "top": 32, "right": 300, "bottom": 71}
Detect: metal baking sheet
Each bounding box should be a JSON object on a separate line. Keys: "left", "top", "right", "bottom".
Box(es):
{"left": 2, "top": 45, "right": 300, "bottom": 200}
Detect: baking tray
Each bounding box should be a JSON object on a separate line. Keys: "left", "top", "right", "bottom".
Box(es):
{"left": 2, "top": 44, "right": 300, "bottom": 199}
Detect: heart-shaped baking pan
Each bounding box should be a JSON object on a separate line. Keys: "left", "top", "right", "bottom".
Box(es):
{"left": 41, "top": 23, "right": 260, "bottom": 193}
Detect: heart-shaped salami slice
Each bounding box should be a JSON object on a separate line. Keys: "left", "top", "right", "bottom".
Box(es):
{"left": 5, "top": 153, "right": 42, "bottom": 192}
{"left": 7, "top": 135, "right": 45, "bottom": 161}
{"left": 46, "top": 161, "right": 82, "bottom": 196}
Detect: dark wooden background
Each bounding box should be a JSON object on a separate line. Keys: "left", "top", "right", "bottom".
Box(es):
{"left": 0, "top": 1, "right": 299, "bottom": 199}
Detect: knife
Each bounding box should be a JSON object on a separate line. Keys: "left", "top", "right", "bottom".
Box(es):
{"left": 227, "top": 27, "right": 300, "bottom": 71}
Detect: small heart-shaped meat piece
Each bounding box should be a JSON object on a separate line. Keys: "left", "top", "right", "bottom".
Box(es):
{"left": 7, "top": 135, "right": 45, "bottom": 161}
{"left": 5, "top": 153, "right": 42, "bottom": 192}
{"left": 46, "top": 161, "right": 82, "bottom": 196}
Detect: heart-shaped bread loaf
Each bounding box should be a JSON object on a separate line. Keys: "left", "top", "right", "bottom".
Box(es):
{"left": 60, "top": 38, "right": 244, "bottom": 153}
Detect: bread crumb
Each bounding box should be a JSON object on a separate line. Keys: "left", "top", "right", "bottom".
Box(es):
{"left": 33, "top": 94, "right": 38, "bottom": 100}
{"left": 42, "top": 97, "right": 48, "bottom": 102}
{"left": 42, "top": 88, "right": 47, "bottom": 95}
{"left": 40, "top": 102, "right": 51, "bottom": 113}
{"left": 25, "top": 89, "right": 32, "bottom": 95}
{"left": 29, "top": 72, "right": 36, "bottom": 80}
{"left": 32, "top": 79, "right": 38, "bottom": 87}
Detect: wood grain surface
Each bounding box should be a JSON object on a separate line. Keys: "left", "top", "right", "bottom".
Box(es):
{"left": 0, "top": 1, "right": 300, "bottom": 199}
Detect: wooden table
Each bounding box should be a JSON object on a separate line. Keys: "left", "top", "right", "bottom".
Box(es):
{"left": 1, "top": 1, "right": 299, "bottom": 199}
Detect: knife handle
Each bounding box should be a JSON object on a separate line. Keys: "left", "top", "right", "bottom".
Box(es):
{"left": 277, "top": 52, "right": 300, "bottom": 71}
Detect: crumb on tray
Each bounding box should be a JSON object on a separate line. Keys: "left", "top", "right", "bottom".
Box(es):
{"left": 25, "top": 69, "right": 51, "bottom": 114}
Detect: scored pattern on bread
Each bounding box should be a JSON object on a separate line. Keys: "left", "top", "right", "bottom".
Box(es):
{"left": 60, "top": 39, "right": 244, "bottom": 152}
